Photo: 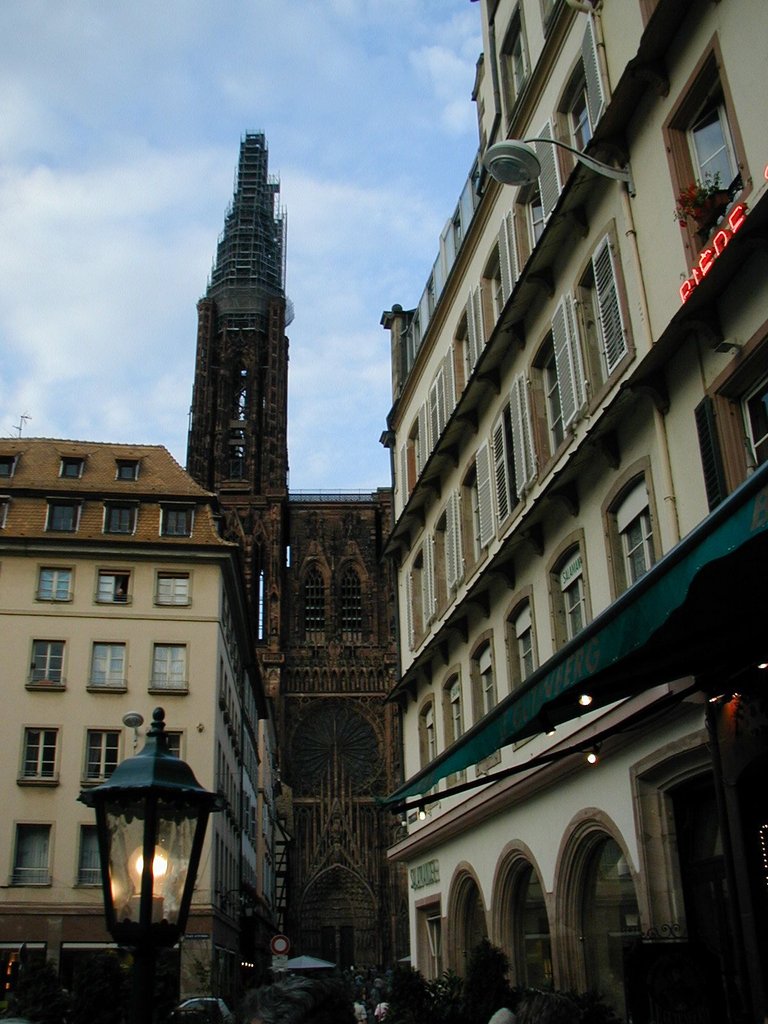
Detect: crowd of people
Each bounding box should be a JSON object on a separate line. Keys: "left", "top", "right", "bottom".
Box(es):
{"left": 238, "top": 972, "right": 576, "bottom": 1024}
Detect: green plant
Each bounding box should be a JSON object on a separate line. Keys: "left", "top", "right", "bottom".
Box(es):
{"left": 6, "top": 958, "right": 71, "bottom": 1024}
{"left": 674, "top": 173, "right": 725, "bottom": 225}
{"left": 461, "top": 939, "right": 515, "bottom": 1024}
{"left": 71, "top": 951, "right": 129, "bottom": 1024}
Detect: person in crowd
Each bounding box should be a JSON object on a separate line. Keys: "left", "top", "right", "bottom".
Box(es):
{"left": 514, "top": 991, "right": 579, "bottom": 1024}
{"left": 487, "top": 1010, "right": 516, "bottom": 1024}
{"left": 240, "top": 973, "right": 355, "bottom": 1024}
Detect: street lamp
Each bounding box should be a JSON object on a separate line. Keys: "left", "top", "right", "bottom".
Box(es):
{"left": 79, "top": 707, "right": 224, "bottom": 1024}
{"left": 483, "top": 138, "right": 635, "bottom": 195}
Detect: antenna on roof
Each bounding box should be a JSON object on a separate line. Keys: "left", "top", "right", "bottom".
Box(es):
{"left": 12, "top": 413, "right": 31, "bottom": 437}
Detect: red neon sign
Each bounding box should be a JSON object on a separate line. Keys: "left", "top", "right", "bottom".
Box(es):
{"left": 680, "top": 202, "right": 748, "bottom": 304}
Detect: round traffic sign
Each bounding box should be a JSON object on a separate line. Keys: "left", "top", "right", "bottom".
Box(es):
{"left": 270, "top": 934, "right": 291, "bottom": 956}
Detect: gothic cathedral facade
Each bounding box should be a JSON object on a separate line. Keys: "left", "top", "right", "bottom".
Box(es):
{"left": 186, "top": 133, "right": 408, "bottom": 971}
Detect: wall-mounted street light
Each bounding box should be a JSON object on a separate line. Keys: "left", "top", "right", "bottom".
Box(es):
{"left": 79, "top": 708, "right": 224, "bottom": 1024}
{"left": 483, "top": 138, "right": 635, "bottom": 196}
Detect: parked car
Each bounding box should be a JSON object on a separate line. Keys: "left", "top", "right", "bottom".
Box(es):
{"left": 169, "top": 998, "right": 233, "bottom": 1024}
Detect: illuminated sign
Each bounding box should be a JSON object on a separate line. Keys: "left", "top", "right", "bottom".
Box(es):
{"left": 680, "top": 203, "right": 748, "bottom": 304}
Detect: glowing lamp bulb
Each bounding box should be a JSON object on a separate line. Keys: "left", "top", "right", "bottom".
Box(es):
{"left": 578, "top": 693, "right": 593, "bottom": 707}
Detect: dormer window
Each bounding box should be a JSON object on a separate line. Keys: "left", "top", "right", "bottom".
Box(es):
{"left": 0, "top": 455, "right": 18, "bottom": 478}
{"left": 46, "top": 500, "right": 81, "bottom": 532}
{"left": 60, "top": 457, "right": 84, "bottom": 479}
{"left": 104, "top": 502, "right": 137, "bottom": 535}
{"left": 116, "top": 459, "right": 139, "bottom": 481}
{"left": 161, "top": 505, "right": 194, "bottom": 537}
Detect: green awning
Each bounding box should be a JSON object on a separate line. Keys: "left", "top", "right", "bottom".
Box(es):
{"left": 384, "top": 461, "right": 768, "bottom": 806}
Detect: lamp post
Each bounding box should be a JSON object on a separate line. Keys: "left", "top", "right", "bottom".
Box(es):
{"left": 483, "top": 138, "right": 635, "bottom": 195}
{"left": 79, "top": 707, "right": 224, "bottom": 1024}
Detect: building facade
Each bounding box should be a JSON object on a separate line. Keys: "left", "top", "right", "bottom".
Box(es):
{"left": 186, "top": 133, "right": 408, "bottom": 971}
{"left": 381, "top": 1, "right": 768, "bottom": 1022}
{"left": 0, "top": 439, "right": 269, "bottom": 1004}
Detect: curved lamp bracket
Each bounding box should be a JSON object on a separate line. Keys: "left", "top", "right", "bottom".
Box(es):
{"left": 483, "top": 139, "right": 635, "bottom": 196}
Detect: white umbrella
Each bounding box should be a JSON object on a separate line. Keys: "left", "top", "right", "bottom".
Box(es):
{"left": 286, "top": 954, "right": 336, "bottom": 970}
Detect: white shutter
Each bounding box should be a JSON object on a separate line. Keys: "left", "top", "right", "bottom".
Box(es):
{"left": 445, "top": 490, "right": 464, "bottom": 590}
{"left": 466, "top": 286, "right": 485, "bottom": 374}
{"left": 506, "top": 211, "right": 519, "bottom": 286}
{"left": 492, "top": 415, "right": 512, "bottom": 523}
{"left": 423, "top": 535, "right": 436, "bottom": 624}
{"left": 498, "top": 219, "right": 514, "bottom": 304}
{"left": 592, "top": 236, "right": 627, "bottom": 374}
{"left": 510, "top": 374, "right": 537, "bottom": 497}
{"left": 476, "top": 441, "right": 495, "bottom": 548}
{"left": 582, "top": 17, "right": 605, "bottom": 132}
{"left": 405, "top": 574, "right": 415, "bottom": 649}
{"left": 429, "top": 376, "right": 441, "bottom": 448}
{"left": 552, "top": 295, "right": 585, "bottom": 428}
{"left": 399, "top": 444, "right": 408, "bottom": 510}
{"left": 416, "top": 403, "right": 430, "bottom": 474}
{"left": 444, "top": 349, "right": 456, "bottom": 416}
{"left": 535, "top": 122, "right": 562, "bottom": 220}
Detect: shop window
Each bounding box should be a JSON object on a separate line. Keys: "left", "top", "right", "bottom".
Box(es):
{"left": 37, "top": 566, "right": 72, "bottom": 602}
{"left": 20, "top": 727, "right": 58, "bottom": 783}
{"left": 90, "top": 643, "right": 127, "bottom": 690}
{"left": 551, "top": 543, "right": 589, "bottom": 646}
{"left": 29, "top": 640, "right": 65, "bottom": 686}
{"left": 304, "top": 567, "right": 326, "bottom": 639}
{"left": 515, "top": 862, "right": 553, "bottom": 988}
{"left": 581, "top": 836, "right": 640, "bottom": 1019}
{"left": 12, "top": 824, "right": 51, "bottom": 885}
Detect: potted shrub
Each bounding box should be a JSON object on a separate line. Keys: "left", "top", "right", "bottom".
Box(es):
{"left": 674, "top": 173, "right": 731, "bottom": 235}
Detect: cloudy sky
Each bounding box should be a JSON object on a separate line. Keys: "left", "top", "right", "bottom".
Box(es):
{"left": 0, "top": 1, "right": 482, "bottom": 490}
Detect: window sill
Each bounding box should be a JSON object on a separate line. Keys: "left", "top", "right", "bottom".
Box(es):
{"left": 11, "top": 880, "right": 52, "bottom": 888}
{"left": 148, "top": 686, "right": 189, "bottom": 696}
{"left": 87, "top": 684, "right": 128, "bottom": 694}
{"left": 35, "top": 596, "right": 73, "bottom": 604}
{"left": 17, "top": 777, "right": 59, "bottom": 787}
{"left": 26, "top": 681, "right": 66, "bottom": 692}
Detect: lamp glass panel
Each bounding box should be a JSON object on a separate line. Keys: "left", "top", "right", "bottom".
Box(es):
{"left": 105, "top": 796, "right": 201, "bottom": 929}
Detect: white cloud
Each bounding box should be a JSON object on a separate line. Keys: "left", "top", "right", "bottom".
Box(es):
{"left": 0, "top": 0, "right": 481, "bottom": 486}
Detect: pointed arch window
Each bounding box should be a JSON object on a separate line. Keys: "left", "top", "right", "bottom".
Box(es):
{"left": 340, "top": 568, "right": 362, "bottom": 638}
{"left": 234, "top": 365, "right": 248, "bottom": 420}
{"left": 304, "top": 567, "right": 326, "bottom": 638}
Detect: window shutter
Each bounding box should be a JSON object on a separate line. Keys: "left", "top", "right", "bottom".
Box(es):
{"left": 498, "top": 219, "right": 514, "bottom": 303}
{"left": 443, "top": 349, "right": 456, "bottom": 417}
{"left": 695, "top": 396, "right": 728, "bottom": 511}
{"left": 466, "top": 286, "right": 485, "bottom": 374}
{"left": 506, "top": 211, "right": 520, "bottom": 285}
{"left": 429, "top": 376, "right": 441, "bottom": 449}
{"left": 405, "top": 573, "right": 415, "bottom": 649}
{"left": 552, "top": 295, "right": 585, "bottom": 428}
{"left": 592, "top": 236, "right": 627, "bottom": 373}
{"left": 399, "top": 444, "right": 408, "bottom": 509}
{"left": 446, "top": 490, "right": 464, "bottom": 589}
{"left": 476, "top": 441, "right": 495, "bottom": 548}
{"left": 535, "top": 122, "right": 562, "bottom": 220}
{"left": 492, "top": 415, "right": 512, "bottom": 523}
{"left": 582, "top": 17, "right": 605, "bottom": 132}
{"left": 423, "top": 535, "right": 436, "bottom": 624}
{"left": 510, "top": 374, "right": 537, "bottom": 496}
{"left": 417, "top": 402, "right": 430, "bottom": 474}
